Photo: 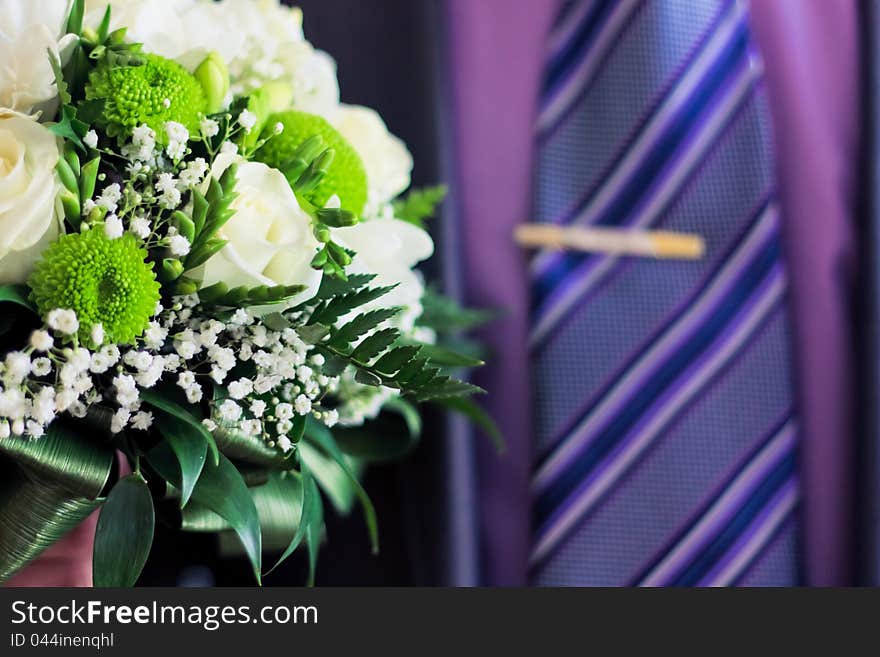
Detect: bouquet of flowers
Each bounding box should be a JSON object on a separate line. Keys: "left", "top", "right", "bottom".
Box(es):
{"left": 0, "top": 0, "right": 494, "bottom": 586}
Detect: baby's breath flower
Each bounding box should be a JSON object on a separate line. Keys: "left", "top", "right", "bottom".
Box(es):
{"left": 237, "top": 110, "right": 257, "bottom": 132}
{"left": 155, "top": 172, "right": 182, "bottom": 209}
{"left": 294, "top": 394, "right": 312, "bottom": 415}
{"left": 31, "top": 357, "right": 52, "bottom": 377}
{"left": 200, "top": 117, "right": 220, "bottom": 138}
{"left": 111, "top": 408, "right": 131, "bottom": 434}
{"left": 250, "top": 399, "right": 266, "bottom": 417}
{"left": 25, "top": 420, "right": 45, "bottom": 438}
{"left": 186, "top": 385, "right": 204, "bottom": 403}
{"left": 91, "top": 324, "right": 105, "bottom": 346}
{"left": 169, "top": 234, "right": 191, "bottom": 256}
{"left": 218, "top": 399, "right": 242, "bottom": 422}
{"left": 29, "top": 330, "right": 53, "bottom": 353}
{"left": 131, "top": 411, "right": 154, "bottom": 431}
{"left": 104, "top": 214, "right": 124, "bottom": 239}
{"left": 97, "top": 184, "right": 122, "bottom": 213}
{"left": 228, "top": 378, "right": 253, "bottom": 400}
{"left": 4, "top": 352, "right": 30, "bottom": 384}
{"left": 130, "top": 216, "right": 151, "bottom": 239}
{"left": 164, "top": 121, "right": 189, "bottom": 145}
{"left": 113, "top": 373, "right": 139, "bottom": 409}
{"left": 46, "top": 309, "right": 79, "bottom": 336}
{"left": 323, "top": 409, "right": 339, "bottom": 428}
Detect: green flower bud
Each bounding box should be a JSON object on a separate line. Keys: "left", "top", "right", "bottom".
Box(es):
{"left": 159, "top": 258, "right": 185, "bottom": 282}
{"left": 193, "top": 52, "right": 230, "bottom": 114}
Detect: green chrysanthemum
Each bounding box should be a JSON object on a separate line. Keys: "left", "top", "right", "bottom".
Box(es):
{"left": 85, "top": 53, "right": 208, "bottom": 141}
{"left": 256, "top": 110, "right": 368, "bottom": 214}
{"left": 29, "top": 230, "right": 161, "bottom": 345}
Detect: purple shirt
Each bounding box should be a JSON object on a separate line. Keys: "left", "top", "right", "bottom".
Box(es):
{"left": 749, "top": 0, "right": 861, "bottom": 586}
{"left": 446, "top": 0, "right": 860, "bottom": 585}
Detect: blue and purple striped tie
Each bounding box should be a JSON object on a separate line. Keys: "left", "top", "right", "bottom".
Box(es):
{"left": 529, "top": 0, "right": 800, "bottom": 586}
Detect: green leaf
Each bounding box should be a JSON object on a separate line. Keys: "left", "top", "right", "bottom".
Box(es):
{"left": 384, "top": 397, "right": 422, "bottom": 439}
{"left": 79, "top": 157, "right": 100, "bottom": 202}
{"left": 191, "top": 189, "right": 209, "bottom": 235}
{"left": 96, "top": 4, "right": 112, "bottom": 42}
{"left": 48, "top": 50, "right": 71, "bottom": 106}
{"left": 373, "top": 346, "right": 421, "bottom": 376}
{"left": 331, "top": 308, "right": 400, "bottom": 348}
{"left": 349, "top": 328, "right": 399, "bottom": 363}
{"left": 309, "top": 285, "right": 397, "bottom": 327}
{"left": 66, "top": 0, "right": 85, "bottom": 35}
{"left": 392, "top": 185, "right": 447, "bottom": 228}
{"left": 185, "top": 167, "right": 238, "bottom": 272}
{"left": 395, "top": 356, "right": 429, "bottom": 383}
{"left": 0, "top": 285, "right": 36, "bottom": 312}
{"left": 0, "top": 285, "right": 36, "bottom": 337}
{"left": 153, "top": 412, "right": 207, "bottom": 508}
{"left": 436, "top": 396, "right": 504, "bottom": 453}
{"left": 301, "top": 465, "right": 323, "bottom": 586}
{"left": 316, "top": 208, "right": 358, "bottom": 227}
{"left": 93, "top": 474, "right": 154, "bottom": 587}
{"left": 417, "top": 289, "right": 496, "bottom": 332}
{"left": 0, "top": 418, "right": 115, "bottom": 582}
{"left": 47, "top": 105, "right": 88, "bottom": 151}
{"left": 266, "top": 462, "right": 322, "bottom": 583}
{"left": 150, "top": 449, "right": 262, "bottom": 583}
{"left": 193, "top": 454, "right": 262, "bottom": 583}
{"left": 354, "top": 369, "right": 382, "bottom": 386}
{"left": 304, "top": 419, "right": 378, "bottom": 555}
{"left": 250, "top": 473, "right": 303, "bottom": 553}
{"left": 297, "top": 324, "right": 330, "bottom": 345}
{"left": 310, "top": 273, "right": 376, "bottom": 302}
{"left": 412, "top": 377, "right": 485, "bottom": 402}
{"left": 414, "top": 343, "right": 485, "bottom": 368}
{"left": 140, "top": 389, "right": 219, "bottom": 465}
{"left": 298, "top": 441, "right": 356, "bottom": 513}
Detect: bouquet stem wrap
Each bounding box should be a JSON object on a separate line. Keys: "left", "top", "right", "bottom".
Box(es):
{"left": 0, "top": 424, "right": 115, "bottom": 582}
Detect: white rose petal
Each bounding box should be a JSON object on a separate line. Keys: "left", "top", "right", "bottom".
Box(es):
{"left": 331, "top": 104, "right": 413, "bottom": 213}
{"left": 332, "top": 218, "right": 433, "bottom": 333}
{"left": 0, "top": 1, "right": 74, "bottom": 115}
{"left": 0, "top": 111, "right": 64, "bottom": 285}
{"left": 198, "top": 156, "right": 322, "bottom": 314}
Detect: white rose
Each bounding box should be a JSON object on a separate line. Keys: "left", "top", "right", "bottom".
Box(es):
{"left": 198, "top": 154, "right": 322, "bottom": 312}
{"left": 0, "top": 110, "right": 63, "bottom": 285}
{"left": 0, "top": 0, "right": 77, "bottom": 114}
{"left": 84, "top": 0, "right": 196, "bottom": 61}
{"left": 180, "top": 0, "right": 339, "bottom": 114}
{"left": 274, "top": 41, "right": 339, "bottom": 117}
{"left": 332, "top": 218, "right": 433, "bottom": 332}
{"left": 86, "top": 0, "right": 339, "bottom": 116}
{"left": 331, "top": 105, "right": 413, "bottom": 217}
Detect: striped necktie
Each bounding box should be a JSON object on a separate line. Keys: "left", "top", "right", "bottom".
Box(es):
{"left": 529, "top": 0, "right": 800, "bottom": 586}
